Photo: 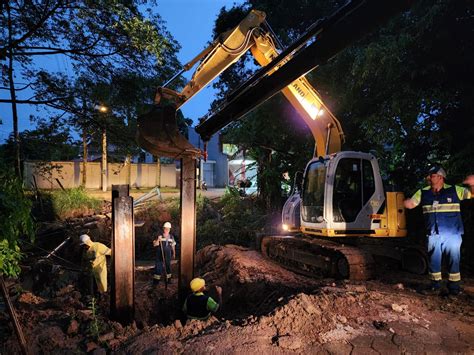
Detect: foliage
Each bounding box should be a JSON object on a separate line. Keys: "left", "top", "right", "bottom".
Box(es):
{"left": 1, "top": 116, "right": 79, "bottom": 164}
{"left": 196, "top": 188, "right": 267, "bottom": 248}
{"left": 312, "top": 0, "right": 474, "bottom": 191}
{"left": 0, "top": 240, "right": 23, "bottom": 278}
{"left": 50, "top": 187, "right": 101, "bottom": 220}
{"left": 222, "top": 95, "right": 313, "bottom": 209}
{"left": 87, "top": 297, "right": 103, "bottom": 341}
{"left": 0, "top": 166, "right": 34, "bottom": 277}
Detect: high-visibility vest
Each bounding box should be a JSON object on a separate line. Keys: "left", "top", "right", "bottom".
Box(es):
{"left": 419, "top": 184, "right": 465, "bottom": 235}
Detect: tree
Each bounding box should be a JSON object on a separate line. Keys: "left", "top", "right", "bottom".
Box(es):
{"left": 223, "top": 95, "right": 313, "bottom": 209}
{"left": 0, "top": 0, "right": 181, "bottom": 177}
{"left": 1, "top": 116, "right": 79, "bottom": 163}
{"left": 0, "top": 165, "right": 34, "bottom": 277}
{"left": 311, "top": 0, "right": 474, "bottom": 190}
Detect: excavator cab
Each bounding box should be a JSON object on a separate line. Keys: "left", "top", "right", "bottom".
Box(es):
{"left": 282, "top": 151, "right": 406, "bottom": 238}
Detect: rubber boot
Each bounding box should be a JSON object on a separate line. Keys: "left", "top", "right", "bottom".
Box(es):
{"left": 419, "top": 280, "right": 441, "bottom": 295}
{"left": 448, "top": 281, "right": 461, "bottom": 296}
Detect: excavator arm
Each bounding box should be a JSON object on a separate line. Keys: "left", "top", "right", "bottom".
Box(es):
{"left": 138, "top": 7, "right": 347, "bottom": 158}
{"left": 157, "top": 10, "right": 267, "bottom": 109}
{"left": 249, "top": 33, "right": 344, "bottom": 156}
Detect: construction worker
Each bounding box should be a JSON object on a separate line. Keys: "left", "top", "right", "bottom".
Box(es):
{"left": 183, "top": 278, "right": 222, "bottom": 320}
{"left": 153, "top": 221, "right": 176, "bottom": 284}
{"left": 404, "top": 167, "right": 473, "bottom": 295}
{"left": 80, "top": 234, "right": 111, "bottom": 294}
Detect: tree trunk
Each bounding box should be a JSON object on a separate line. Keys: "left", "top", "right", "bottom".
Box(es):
{"left": 82, "top": 128, "right": 87, "bottom": 187}
{"left": 101, "top": 128, "right": 107, "bottom": 192}
{"left": 156, "top": 157, "right": 161, "bottom": 187}
{"left": 125, "top": 154, "right": 131, "bottom": 186}
{"left": 6, "top": 3, "right": 21, "bottom": 178}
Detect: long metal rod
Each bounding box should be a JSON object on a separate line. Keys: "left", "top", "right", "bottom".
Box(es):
{"left": 45, "top": 236, "right": 72, "bottom": 259}
{"left": 196, "top": 0, "right": 413, "bottom": 141}
{"left": 111, "top": 185, "right": 135, "bottom": 325}
{"left": 160, "top": 240, "right": 168, "bottom": 290}
{"left": 0, "top": 275, "right": 29, "bottom": 355}
{"left": 178, "top": 157, "right": 197, "bottom": 305}
{"left": 161, "top": 68, "right": 185, "bottom": 88}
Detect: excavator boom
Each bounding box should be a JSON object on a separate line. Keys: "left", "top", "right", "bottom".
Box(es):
{"left": 195, "top": 0, "right": 412, "bottom": 151}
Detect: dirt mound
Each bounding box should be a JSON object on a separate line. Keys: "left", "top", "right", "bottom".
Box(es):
{"left": 119, "top": 244, "right": 474, "bottom": 354}
{"left": 195, "top": 244, "right": 324, "bottom": 318}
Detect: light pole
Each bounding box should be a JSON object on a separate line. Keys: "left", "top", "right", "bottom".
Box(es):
{"left": 95, "top": 104, "right": 109, "bottom": 192}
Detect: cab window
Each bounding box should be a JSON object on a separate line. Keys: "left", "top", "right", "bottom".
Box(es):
{"left": 333, "top": 158, "right": 362, "bottom": 223}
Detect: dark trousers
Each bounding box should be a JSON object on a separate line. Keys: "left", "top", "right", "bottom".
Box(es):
{"left": 154, "top": 247, "right": 172, "bottom": 280}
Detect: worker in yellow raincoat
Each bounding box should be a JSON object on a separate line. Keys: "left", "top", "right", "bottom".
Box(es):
{"left": 80, "top": 234, "right": 111, "bottom": 294}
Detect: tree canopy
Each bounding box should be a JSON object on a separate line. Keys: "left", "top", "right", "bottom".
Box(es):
{"left": 1, "top": 0, "right": 183, "bottom": 175}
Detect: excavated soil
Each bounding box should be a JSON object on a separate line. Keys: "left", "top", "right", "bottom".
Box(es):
{"left": 120, "top": 245, "right": 474, "bottom": 354}
{"left": 1, "top": 244, "right": 474, "bottom": 354}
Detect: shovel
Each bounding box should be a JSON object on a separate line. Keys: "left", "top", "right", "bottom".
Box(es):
{"left": 159, "top": 239, "right": 168, "bottom": 290}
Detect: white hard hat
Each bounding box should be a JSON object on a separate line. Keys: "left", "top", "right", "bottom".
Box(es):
{"left": 428, "top": 165, "right": 446, "bottom": 179}
{"left": 80, "top": 234, "right": 91, "bottom": 245}
{"left": 163, "top": 222, "right": 172, "bottom": 229}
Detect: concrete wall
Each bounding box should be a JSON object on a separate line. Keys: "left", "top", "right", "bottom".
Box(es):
{"left": 24, "top": 161, "right": 178, "bottom": 189}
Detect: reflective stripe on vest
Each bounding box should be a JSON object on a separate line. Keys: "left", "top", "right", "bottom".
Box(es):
{"left": 420, "top": 184, "right": 464, "bottom": 235}
{"left": 422, "top": 203, "right": 461, "bottom": 214}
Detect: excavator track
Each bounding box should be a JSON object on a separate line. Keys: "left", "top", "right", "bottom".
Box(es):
{"left": 261, "top": 235, "right": 375, "bottom": 281}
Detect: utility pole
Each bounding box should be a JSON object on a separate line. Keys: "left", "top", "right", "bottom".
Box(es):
{"left": 82, "top": 128, "right": 87, "bottom": 187}
{"left": 101, "top": 128, "right": 107, "bottom": 192}
{"left": 96, "top": 104, "right": 109, "bottom": 192}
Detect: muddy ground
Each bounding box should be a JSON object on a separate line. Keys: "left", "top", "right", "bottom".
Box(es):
{"left": 1, "top": 243, "right": 473, "bottom": 354}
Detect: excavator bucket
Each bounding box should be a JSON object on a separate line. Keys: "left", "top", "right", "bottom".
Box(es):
{"left": 137, "top": 105, "right": 201, "bottom": 158}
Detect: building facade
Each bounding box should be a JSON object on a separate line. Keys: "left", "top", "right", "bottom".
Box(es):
{"left": 188, "top": 127, "right": 229, "bottom": 188}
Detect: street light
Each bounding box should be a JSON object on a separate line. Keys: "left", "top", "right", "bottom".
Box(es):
{"left": 97, "top": 105, "right": 108, "bottom": 113}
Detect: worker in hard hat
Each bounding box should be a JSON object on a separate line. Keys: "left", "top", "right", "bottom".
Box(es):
{"left": 80, "top": 234, "right": 111, "bottom": 294}
{"left": 183, "top": 278, "right": 222, "bottom": 320}
{"left": 404, "top": 167, "right": 473, "bottom": 296}
{"left": 153, "top": 222, "right": 176, "bottom": 284}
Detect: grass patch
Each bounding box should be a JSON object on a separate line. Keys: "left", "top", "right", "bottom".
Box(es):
{"left": 50, "top": 187, "right": 101, "bottom": 219}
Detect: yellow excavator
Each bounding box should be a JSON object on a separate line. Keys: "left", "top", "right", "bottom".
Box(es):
{"left": 138, "top": 0, "right": 424, "bottom": 280}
